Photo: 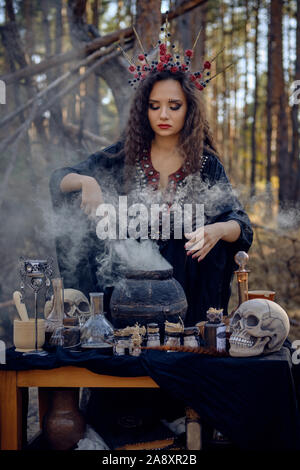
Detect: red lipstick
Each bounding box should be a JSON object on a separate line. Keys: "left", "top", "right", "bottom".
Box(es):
{"left": 158, "top": 124, "right": 171, "bottom": 128}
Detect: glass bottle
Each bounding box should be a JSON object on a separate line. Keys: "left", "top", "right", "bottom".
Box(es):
{"left": 204, "top": 308, "right": 226, "bottom": 352}
{"left": 45, "top": 278, "right": 64, "bottom": 344}
{"left": 80, "top": 293, "right": 114, "bottom": 350}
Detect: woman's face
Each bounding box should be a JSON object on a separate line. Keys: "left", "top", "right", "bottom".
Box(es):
{"left": 147, "top": 79, "right": 188, "bottom": 139}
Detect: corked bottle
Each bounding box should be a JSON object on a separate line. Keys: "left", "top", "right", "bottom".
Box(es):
{"left": 203, "top": 308, "right": 226, "bottom": 353}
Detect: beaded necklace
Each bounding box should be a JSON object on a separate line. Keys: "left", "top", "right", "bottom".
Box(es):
{"left": 135, "top": 151, "right": 209, "bottom": 206}
{"left": 133, "top": 151, "right": 209, "bottom": 241}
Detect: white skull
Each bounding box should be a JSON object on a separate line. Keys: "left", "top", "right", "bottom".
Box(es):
{"left": 44, "top": 288, "right": 90, "bottom": 321}
{"left": 229, "top": 299, "right": 290, "bottom": 357}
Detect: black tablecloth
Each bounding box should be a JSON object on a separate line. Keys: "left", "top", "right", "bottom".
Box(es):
{"left": 1, "top": 346, "right": 300, "bottom": 450}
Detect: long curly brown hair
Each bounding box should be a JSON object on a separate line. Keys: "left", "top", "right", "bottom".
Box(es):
{"left": 123, "top": 69, "right": 219, "bottom": 187}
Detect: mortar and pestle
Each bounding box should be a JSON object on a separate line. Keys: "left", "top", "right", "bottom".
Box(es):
{"left": 13, "top": 291, "right": 45, "bottom": 352}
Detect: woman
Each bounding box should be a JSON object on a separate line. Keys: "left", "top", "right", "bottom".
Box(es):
{"left": 49, "top": 67, "right": 253, "bottom": 444}
{"left": 50, "top": 69, "right": 253, "bottom": 326}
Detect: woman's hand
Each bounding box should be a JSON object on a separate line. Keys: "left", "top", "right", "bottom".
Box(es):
{"left": 80, "top": 176, "right": 104, "bottom": 219}
{"left": 184, "top": 221, "right": 241, "bottom": 262}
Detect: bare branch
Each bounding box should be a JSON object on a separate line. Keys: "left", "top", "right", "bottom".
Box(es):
{"left": 0, "top": 0, "right": 208, "bottom": 85}
{"left": 0, "top": 46, "right": 120, "bottom": 209}
{"left": 63, "top": 122, "right": 110, "bottom": 147}
{"left": 0, "top": 41, "right": 129, "bottom": 130}
{"left": 0, "top": 44, "right": 117, "bottom": 155}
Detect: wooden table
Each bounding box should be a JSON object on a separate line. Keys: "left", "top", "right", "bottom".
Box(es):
{"left": 0, "top": 366, "right": 159, "bottom": 450}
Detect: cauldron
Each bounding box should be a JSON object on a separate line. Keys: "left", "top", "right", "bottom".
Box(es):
{"left": 109, "top": 267, "right": 187, "bottom": 331}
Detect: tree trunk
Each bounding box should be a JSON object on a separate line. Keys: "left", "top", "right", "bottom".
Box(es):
{"left": 242, "top": 0, "right": 250, "bottom": 186}
{"left": 220, "top": 2, "right": 229, "bottom": 170}
{"left": 176, "top": 0, "right": 207, "bottom": 108}
{"left": 83, "top": 0, "right": 100, "bottom": 137}
{"left": 133, "top": 0, "right": 162, "bottom": 56}
{"left": 176, "top": 0, "right": 193, "bottom": 53}
{"left": 250, "top": 0, "right": 260, "bottom": 198}
{"left": 272, "top": 0, "right": 290, "bottom": 209}
{"left": 266, "top": 0, "right": 274, "bottom": 214}
{"left": 2, "top": 1, "right": 37, "bottom": 181}
{"left": 291, "top": 0, "right": 300, "bottom": 202}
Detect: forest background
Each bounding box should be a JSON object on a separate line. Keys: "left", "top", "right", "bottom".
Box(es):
{"left": 0, "top": 0, "right": 299, "bottom": 347}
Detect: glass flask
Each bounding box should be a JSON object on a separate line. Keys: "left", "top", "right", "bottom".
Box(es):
{"left": 45, "top": 278, "right": 64, "bottom": 344}
{"left": 80, "top": 293, "right": 114, "bottom": 350}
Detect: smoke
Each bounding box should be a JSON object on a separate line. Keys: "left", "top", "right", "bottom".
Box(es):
{"left": 34, "top": 162, "right": 254, "bottom": 294}
{"left": 277, "top": 207, "right": 300, "bottom": 231}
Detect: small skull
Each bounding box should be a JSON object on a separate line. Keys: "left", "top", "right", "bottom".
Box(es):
{"left": 44, "top": 288, "right": 90, "bottom": 322}
{"left": 229, "top": 299, "right": 290, "bottom": 357}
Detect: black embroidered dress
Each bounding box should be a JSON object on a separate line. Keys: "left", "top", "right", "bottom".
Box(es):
{"left": 49, "top": 141, "right": 253, "bottom": 325}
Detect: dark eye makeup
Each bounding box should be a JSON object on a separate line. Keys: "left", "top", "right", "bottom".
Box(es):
{"left": 148, "top": 103, "right": 182, "bottom": 111}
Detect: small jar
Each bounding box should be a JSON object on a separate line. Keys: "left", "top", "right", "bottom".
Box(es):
{"left": 183, "top": 327, "right": 199, "bottom": 348}
{"left": 164, "top": 331, "right": 181, "bottom": 351}
{"left": 146, "top": 323, "right": 160, "bottom": 347}
{"left": 113, "top": 330, "right": 130, "bottom": 356}
{"left": 129, "top": 336, "right": 142, "bottom": 357}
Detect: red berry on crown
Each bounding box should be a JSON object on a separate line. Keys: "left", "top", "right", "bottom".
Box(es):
{"left": 123, "top": 21, "right": 228, "bottom": 91}
{"left": 159, "top": 43, "right": 167, "bottom": 55}
{"left": 160, "top": 55, "right": 168, "bottom": 64}
{"left": 185, "top": 49, "right": 194, "bottom": 58}
{"left": 195, "top": 82, "right": 204, "bottom": 90}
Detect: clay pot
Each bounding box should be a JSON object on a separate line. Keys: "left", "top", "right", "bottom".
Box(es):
{"left": 43, "top": 389, "right": 86, "bottom": 450}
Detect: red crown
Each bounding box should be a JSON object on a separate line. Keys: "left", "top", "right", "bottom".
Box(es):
{"left": 118, "top": 13, "right": 231, "bottom": 91}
